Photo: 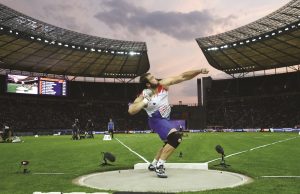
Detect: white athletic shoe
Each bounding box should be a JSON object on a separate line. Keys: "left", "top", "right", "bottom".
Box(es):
{"left": 148, "top": 163, "right": 156, "bottom": 171}
{"left": 155, "top": 165, "right": 168, "bottom": 178}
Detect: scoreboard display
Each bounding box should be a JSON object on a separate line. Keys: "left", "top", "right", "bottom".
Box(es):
{"left": 39, "top": 77, "right": 67, "bottom": 96}
{"left": 6, "top": 74, "right": 67, "bottom": 96}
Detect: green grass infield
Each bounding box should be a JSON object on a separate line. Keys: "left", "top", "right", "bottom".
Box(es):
{"left": 0, "top": 132, "right": 299, "bottom": 194}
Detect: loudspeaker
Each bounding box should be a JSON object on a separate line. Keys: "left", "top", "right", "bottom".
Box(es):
{"left": 101, "top": 152, "right": 116, "bottom": 165}
{"left": 215, "top": 145, "right": 224, "bottom": 155}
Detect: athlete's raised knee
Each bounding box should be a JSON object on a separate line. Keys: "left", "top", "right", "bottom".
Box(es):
{"left": 167, "top": 131, "right": 182, "bottom": 148}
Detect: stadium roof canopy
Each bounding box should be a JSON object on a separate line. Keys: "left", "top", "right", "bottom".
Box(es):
{"left": 0, "top": 4, "right": 150, "bottom": 79}
{"left": 196, "top": 0, "right": 300, "bottom": 75}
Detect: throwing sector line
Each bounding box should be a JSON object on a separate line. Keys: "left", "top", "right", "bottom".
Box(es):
{"left": 115, "top": 138, "right": 150, "bottom": 163}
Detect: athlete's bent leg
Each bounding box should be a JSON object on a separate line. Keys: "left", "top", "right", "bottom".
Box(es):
{"left": 155, "top": 130, "right": 182, "bottom": 178}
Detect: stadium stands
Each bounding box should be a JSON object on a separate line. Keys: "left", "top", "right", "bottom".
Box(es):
{"left": 0, "top": 75, "right": 148, "bottom": 133}
{"left": 196, "top": 0, "right": 300, "bottom": 129}
{"left": 196, "top": 0, "right": 300, "bottom": 75}
{"left": 204, "top": 72, "right": 300, "bottom": 128}
{"left": 1, "top": 1, "right": 299, "bottom": 133}
{"left": 0, "top": 3, "right": 150, "bottom": 78}
{"left": 0, "top": 3, "right": 151, "bottom": 134}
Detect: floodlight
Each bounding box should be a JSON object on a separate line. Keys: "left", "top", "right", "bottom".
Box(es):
{"left": 129, "top": 51, "right": 138, "bottom": 55}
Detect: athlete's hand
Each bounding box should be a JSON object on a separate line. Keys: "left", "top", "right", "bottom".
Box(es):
{"left": 142, "top": 89, "right": 153, "bottom": 105}
{"left": 142, "top": 89, "right": 153, "bottom": 98}
{"left": 200, "top": 68, "right": 209, "bottom": 74}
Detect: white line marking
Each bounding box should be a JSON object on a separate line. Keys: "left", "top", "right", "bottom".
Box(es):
{"left": 207, "top": 136, "right": 298, "bottom": 164}
{"left": 261, "top": 176, "right": 300, "bottom": 178}
{"left": 33, "top": 173, "right": 65, "bottom": 175}
{"left": 205, "top": 158, "right": 219, "bottom": 164}
{"left": 115, "top": 138, "right": 150, "bottom": 163}
{"left": 225, "top": 150, "right": 248, "bottom": 157}
{"left": 206, "top": 150, "right": 248, "bottom": 163}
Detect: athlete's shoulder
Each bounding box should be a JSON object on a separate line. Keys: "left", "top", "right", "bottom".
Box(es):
{"left": 157, "top": 84, "right": 168, "bottom": 92}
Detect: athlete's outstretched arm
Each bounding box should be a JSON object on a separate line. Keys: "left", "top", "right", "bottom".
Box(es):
{"left": 159, "top": 68, "right": 209, "bottom": 87}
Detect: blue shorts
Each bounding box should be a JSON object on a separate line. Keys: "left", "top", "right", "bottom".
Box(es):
{"left": 148, "top": 117, "right": 176, "bottom": 141}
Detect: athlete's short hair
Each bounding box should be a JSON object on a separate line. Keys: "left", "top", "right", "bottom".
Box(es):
{"left": 139, "top": 73, "right": 151, "bottom": 87}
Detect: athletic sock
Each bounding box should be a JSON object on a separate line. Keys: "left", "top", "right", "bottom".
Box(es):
{"left": 156, "top": 159, "right": 166, "bottom": 167}
{"left": 151, "top": 159, "right": 158, "bottom": 166}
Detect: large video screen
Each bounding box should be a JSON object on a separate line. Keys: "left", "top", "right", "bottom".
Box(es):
{"left": 7, "top": 74, "right": 38, "bottom": 94}
{"left": 6, "top": 74, "right": 67, "bottom": 96}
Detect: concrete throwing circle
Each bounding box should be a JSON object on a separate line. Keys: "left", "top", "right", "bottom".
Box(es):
{"left": 74, "top": 169, "right": 252, "bottom": 193}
